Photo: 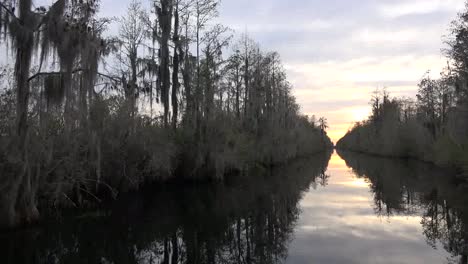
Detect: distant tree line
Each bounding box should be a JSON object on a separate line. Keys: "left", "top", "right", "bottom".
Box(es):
{"left": 337, "top": 2, "right": 468, "bottom": 172}
{"left": 0, "top": 0, "right": 332, "bottom": 228}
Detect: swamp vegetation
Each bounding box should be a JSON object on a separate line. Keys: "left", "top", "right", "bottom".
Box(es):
{"left": 0, "top": 0, "right": 332, "bottom": 228}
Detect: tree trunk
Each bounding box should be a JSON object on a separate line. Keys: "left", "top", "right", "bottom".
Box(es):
{"left": 172, "top": 233, "right": 179, "bottom": 263}
{"left": 236, "top": 65, "right": 241, "bottom": 119}
{"left": 172, "top": 1, "right": 180, "bottom": 130}
{"left": 0, "top": 0, "right": 40, "bottom": 228}
{"left": 196, "top": 2, "right": 201, "bottom": 131}
{"left": 180, "top": 19, "right": 194, "bottom": 127}
{"left": 130, "top": 52, "right": 138, "bottom": 119}
{"left": 243, "top": 56, "right": 249, "bottom": 120}
{"left": 157, "top": 0, "right": 173, "bottom": 127}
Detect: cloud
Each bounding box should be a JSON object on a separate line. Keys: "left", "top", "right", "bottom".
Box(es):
{"left": 228, "top": 19, "right": 333, "bottom": 34}
{"left": 352, "top": 28, "right": 438, "bottom": 46}
{"left": 378, "top": 0, "right": 464, "bottom": 18}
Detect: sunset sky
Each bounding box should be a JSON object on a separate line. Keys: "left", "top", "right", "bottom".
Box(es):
{"left": 98, "top": 0, "right": 465, "bottom": 142}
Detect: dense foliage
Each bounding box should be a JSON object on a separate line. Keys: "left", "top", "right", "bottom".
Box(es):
{"left": 0, "top": 0, "right": 332, "bottom": 228}
{"left": 337, "top": 2, "right": 468, "bottom": 172}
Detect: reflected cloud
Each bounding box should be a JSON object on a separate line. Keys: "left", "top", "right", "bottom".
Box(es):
{"left": 337, "top": 177, "right": 371, "bottom": 188}
{"left": 336, "top": 150, "right": 468, "bottom": 262}
{"left": 285, "top": 152, "right": 464, "bottom": 263}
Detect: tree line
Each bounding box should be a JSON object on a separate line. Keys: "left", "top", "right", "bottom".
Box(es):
{"left": 337, "top": 2, "right": 468, "bottom": 173}
{"left": 0, "top": 0, "right": 332, "bottom": 228}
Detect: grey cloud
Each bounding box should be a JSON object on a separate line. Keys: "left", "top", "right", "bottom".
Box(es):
{"left": 217, "top": 0, "right": 458, "bottom": 64}
{"left": 353, "top": 80, "right": 417, "bottom": 87}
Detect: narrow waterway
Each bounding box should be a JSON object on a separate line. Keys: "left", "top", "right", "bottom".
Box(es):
{"left": 287, "top": 151, "right": 466, "bottom": 264}
{"left": 2, "top": 150, "right": 468, "bottom": 264}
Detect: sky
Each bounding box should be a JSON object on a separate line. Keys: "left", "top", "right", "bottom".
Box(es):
{"left": 42, "top": 0, "right": 466, "bottom": 142}
{"left": 213, "top": 0, "right": 465, "bottom": 143}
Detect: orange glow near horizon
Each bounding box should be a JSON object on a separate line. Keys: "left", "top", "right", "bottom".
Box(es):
{"left": 329, "top": 151, "right": 348, "bottom": 169}
{"left": 328, "top": 129, "right": 350, "bottom": 144}
{"left": 293, "top": 57, "right": 449, "bottom": 144}
{"left": 328, "top": 110, "right": 368, "bottom": 143}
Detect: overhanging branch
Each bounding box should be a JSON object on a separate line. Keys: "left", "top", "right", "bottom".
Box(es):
{"left": 0, "top": 2, "right": 19, "bottom": 22}
{"left": 28, "top": 69, "right": 121, "bottom": 84}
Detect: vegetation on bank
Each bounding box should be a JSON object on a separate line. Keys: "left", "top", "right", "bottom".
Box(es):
{"left": 337, "top": 3, "right": 468, "bottom": 172}
{"left": 0, "top": 0, "right": 332, "bottom": 228}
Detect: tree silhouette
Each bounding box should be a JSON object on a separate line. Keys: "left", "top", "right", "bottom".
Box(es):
{"left": 318, "top": 117, "right": 328, "bottom": 134}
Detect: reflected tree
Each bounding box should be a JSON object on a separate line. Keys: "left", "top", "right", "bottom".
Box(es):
{"left": 338, "top": 150, "right": 468, "bottom": 262}
{"left": 0, "top": 152, "right": 332, "bottom": 264}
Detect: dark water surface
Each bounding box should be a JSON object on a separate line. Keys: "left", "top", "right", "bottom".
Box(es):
{"left": 2, "top": 150, "right": 468, "bottom": 263}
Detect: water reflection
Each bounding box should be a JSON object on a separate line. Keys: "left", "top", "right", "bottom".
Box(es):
{"left": 1, "top": 152, "right": 332, "bottom": 264}
{"left": 4, "top": 151, "right": 468, "bottom": 263}
{"left": 337, "top": 150, "right": 468, "bottom": 263}
{"left": 283, "top": 151, "right": 467, "bottom": 264}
